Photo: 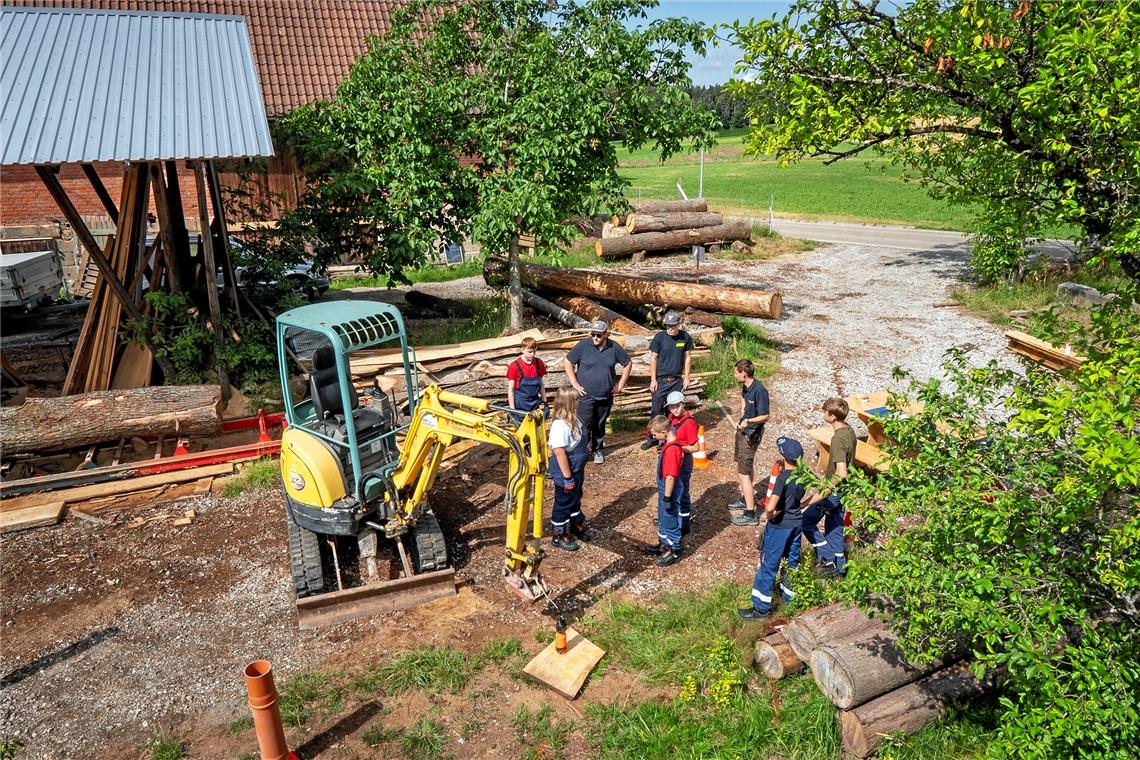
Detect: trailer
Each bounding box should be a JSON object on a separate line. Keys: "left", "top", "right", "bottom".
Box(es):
{"left": 0, "top": 250, "right": 62, "bottom": 312}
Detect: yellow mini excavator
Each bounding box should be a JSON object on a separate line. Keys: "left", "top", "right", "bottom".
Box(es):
{"left": 275, "top": 301, "right": 548, "bottom": 627}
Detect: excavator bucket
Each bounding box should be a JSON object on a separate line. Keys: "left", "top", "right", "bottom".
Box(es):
{"left": 295, "top": 569, "right": 457, "bottom": 629}
{"left": 504, "top": 568, "right": 548, "bottom": 603}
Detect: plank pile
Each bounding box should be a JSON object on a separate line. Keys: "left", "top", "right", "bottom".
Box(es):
{"left": 756, "top": 603, "right": 994, "bottom": 758}
{"left": 597, "top": 199, "right": 752, "bottom": 260}
{"left": 1004, "top": 329, "right": 1086, "bottom": 371}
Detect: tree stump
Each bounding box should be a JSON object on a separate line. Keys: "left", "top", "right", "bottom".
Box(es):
{"left": 755, "top": 632, "right": 805, "bottom": 679}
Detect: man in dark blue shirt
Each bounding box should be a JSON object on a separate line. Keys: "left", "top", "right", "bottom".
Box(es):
{"left": 641, "top": 311, "right": 695, "bottom": 450}
{"left": 739, "top": 436, "right": 805, "bottom": 622}
{"left": 730, "top": 359, "right": 770, "bottom": 526}
{"left": 564, "top": 321, "right": 632, "bottom": 464}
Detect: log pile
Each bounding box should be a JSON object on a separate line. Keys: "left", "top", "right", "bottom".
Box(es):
{"left": 595, "top": 200, "right": 751, "bottom": 258}
{"left": 757, "top": 603, "right": 994, "bottom": 758}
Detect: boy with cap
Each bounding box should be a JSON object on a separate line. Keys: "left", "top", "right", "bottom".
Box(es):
{"left": 644, "top": 415, "right": 684, "bottom": 566}
{"left": 739, "top": 437, "right": 806, "bottom": 622}
{"left": 666, "top": 390, "right": 699, "bottom": 534}
{"left": 564, "top": 321, "right": 632, "bottom": 464}
{"left": 641, "top": 311, "right": 694, "bottom": 450}
{"left": 730, "top": 360, "right": 771, "bottom": 526}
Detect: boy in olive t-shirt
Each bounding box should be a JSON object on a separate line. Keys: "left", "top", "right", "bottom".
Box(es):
{"left": 802, "top": 397, "right": 855, "bottom": 577}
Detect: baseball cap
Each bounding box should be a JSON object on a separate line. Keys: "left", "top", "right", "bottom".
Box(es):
{"left": 589, "top": 321, "right": 608, "bottom": 334}
{"left": 666, "top": 390, "right": 685, "bottom": 406}
{"left": 663, "top": 311, "right": 681, "bottom": 326}
{"left": 776, "top": 436, "right": 804, "bottom": 461}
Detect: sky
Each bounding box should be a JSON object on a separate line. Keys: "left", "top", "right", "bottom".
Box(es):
{"left": 638, "top": 1, "right": 796, "bottom": 86}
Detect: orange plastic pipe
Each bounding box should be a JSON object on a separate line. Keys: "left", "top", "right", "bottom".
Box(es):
{"left": 244, "top": 660, "right": 294, "bottom": 760}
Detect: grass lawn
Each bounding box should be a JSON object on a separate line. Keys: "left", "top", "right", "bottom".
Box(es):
{"left": 620, "top": 132, "right": 969, "bottom": 231}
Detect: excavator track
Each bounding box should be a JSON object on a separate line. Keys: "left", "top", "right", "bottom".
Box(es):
{"left": 410, "top": 509, "right": 449, "bottom": 572}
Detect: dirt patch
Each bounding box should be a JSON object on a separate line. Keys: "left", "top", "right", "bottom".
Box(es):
{"left": 0, "top": 242, "right": 1017, "bottom": 757}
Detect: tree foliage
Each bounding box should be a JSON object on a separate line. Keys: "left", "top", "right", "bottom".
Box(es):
{"left": 685, "top": 85, "right": 750, "bottom": 130}
{"left": 280, "top": 0, "right": 716, "bottom": 326}
{"left": 828, "top": 288, "right": 1140, "bottom": 757}
{"left": 729, "top": 1, "right": 1140, "bottom": 282}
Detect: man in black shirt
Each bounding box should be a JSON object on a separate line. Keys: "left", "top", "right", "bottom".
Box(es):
{"left": 730, "top": 359, "right": 771, "bottom": 526}
{"left": 641, "top": 311, "right": 695, "bottom": 450}
{"left": 564, "top": 321, "right": 632, "bottom": 464}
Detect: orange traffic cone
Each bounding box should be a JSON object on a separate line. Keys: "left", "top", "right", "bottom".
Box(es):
{"left": 692, "top": 425, "right": 710, "bottom": 469}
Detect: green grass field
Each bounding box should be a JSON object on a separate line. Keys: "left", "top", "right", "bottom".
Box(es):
{"left": 620, "top": 131, "right": 969, "bottom": 230}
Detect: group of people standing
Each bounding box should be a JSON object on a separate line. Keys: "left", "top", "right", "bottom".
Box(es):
{"left": 503, "top": 315, "right": 856, "bottom": 607}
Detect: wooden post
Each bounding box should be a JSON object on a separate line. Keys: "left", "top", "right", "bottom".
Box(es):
{"left": 149, "top": 164, "right": 182, "bottom": 293}
{"left": 35, "top": 165, "right": 175, "bottom": 383}
{"left": 81, "top": 163, "right": 118, "bottom": 223}
{"left": 508, "top": 230, "right": 523, "bottom": 332}
{"left": 206, "top": 160, "right": 241, "bottom": 317}
{"left": 193, "top": 161, "right": 231, "bottom": 402}
{"left": 164, "top": 160, "right": 192, "bottom": 292}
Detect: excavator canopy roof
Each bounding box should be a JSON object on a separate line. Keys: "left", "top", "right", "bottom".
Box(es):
{"left": 277, "top": 301, "right": 407, "bottom": 352}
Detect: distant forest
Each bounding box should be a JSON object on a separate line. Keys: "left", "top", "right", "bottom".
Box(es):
{"left": 686, "top": 85, "right": 749, "bottom": 130}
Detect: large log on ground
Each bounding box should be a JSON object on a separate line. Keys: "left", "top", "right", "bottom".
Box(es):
{"left": 0, "top": 385, "right": 223, "bottom": 455}
{"left": 634, "top": 199, "right": 708, "bottom": 214}
{"left": 755, "top": 632, "right": 805, "bottom": 679}
{"left": 520, "top": 289, "right": 592, "bottom": 329}
{"left": 405, "top": 290, "right": 475, "bottom": 318}
{"left": 595, "top": 221, "right": 751, "bottom": 259}
{"left": 810, "top": 626, "right": 950, "bottom": 709}
{"left": 840, "top": 663, "right": 995, "bottom": 758}
{"left": 785, "top": 604, "right": 876, "bottom": 662}
{"left": 551, "top": 295, "right": 652, "bottom": 336}
{"left": 484, "top": 257, "right": 781, "bottom": 320}
{"left": 626, "top": 211, "right": 723, "bottom": 234}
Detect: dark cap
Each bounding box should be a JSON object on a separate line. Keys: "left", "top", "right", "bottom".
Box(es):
{"left": 589, "top": 320, "right": 608, "bottom": 333}
{"left": 663, "top": 311, "right": 681, "bottom": 326}
{"left": 776, "top": 436, "right": 803, "bottom": 461}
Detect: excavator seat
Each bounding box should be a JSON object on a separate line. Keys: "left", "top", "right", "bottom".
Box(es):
{"left": 309, "top": 346, "right": 397, "bottom": 470}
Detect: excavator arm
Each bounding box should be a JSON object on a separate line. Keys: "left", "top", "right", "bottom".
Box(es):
{"left": 386, "top": 385, "right": 549, "bottom": 601}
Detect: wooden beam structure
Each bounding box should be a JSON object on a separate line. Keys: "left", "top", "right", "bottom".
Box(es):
{"left": 81, "top": 163, "right": 118, "bottom": 223}
{"left": 193, "top": 160, "right": 231, "bottom": 401}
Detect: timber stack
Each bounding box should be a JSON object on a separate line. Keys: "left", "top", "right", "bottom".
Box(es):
{"left": 597, "top": 199, "right": 753, "bottom": 259}
{"left": 758, "top": 603, "right": 995, "bottom": 758}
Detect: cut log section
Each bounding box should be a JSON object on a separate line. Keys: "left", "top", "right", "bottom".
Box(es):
{"left": 755, "top": 632, "right": 805, "bottom": 679}
{"left": 595, "top": 221, "right": 752, "bottom": 259}
{"left": 633, "top": 199, "right": 708, "bottom": 214}
{"left": 839, "top": 662, "right": 994, "bottom": 758}
{"left": 784, "top": 604, "right": 876, "bottom": 662}
{"left": 484, "top": 257, "right": 781, "bottom": 320}
{"left": 625, "top": 211, "right": 723, "bottom": 234}
{"left": 551, "top": 295, "right": 652, "bottom": 336}
{"left": 0, "top": 385, "right": 223, "bottom": 455}
{"left": 810, "top": 627, "right": 949, "bottom": 709}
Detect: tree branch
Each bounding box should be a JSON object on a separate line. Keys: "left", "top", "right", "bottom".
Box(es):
{"left": 817, "top": 124, "right": 1003, "bottom": 164}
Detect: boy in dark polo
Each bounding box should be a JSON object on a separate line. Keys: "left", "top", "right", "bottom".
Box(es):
{"left": 564, "top": 321, "right": 632, "bottom": 464}
{"left": 641, "top": 311, "right": 694, "bottom": 450}
{"left": 730, "top": 359, "right": 770, "bottom": 526}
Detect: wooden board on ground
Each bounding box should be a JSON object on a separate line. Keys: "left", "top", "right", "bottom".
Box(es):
{"left": 350, "top": 329, "right": 546, "bottom": 373}
{"left": 0, "top": 463, "right": 234, "bottom": 513}
{"left": 0, "top": 502, "right": 66, "bottom": 533}
{"left": 1004, "top": 329, "right": 1085, "bottom": 371}
{"left": 523, "top": 627, "right": 605, "bottom": 699}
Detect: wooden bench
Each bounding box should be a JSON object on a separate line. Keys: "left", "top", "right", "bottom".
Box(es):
{"left": 807, "top": 426, "right": 892, "bottom": 475}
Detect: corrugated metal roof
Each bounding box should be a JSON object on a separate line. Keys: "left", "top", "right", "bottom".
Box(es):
{"left": 1, "top": 6, "right": 274, "bottom": 165}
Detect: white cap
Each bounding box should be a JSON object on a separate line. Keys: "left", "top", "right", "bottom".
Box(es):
{"left": 666, "top": 391, "right": 685, "bottom": 406}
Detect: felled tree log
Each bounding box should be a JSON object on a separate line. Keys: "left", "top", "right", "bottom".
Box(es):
{"left": 810, "top": 626, "right": 951, "bottom": 709}
{"left": 625, "top": 211, "right": 724, "bottom": 234}
{"left": 0, "top": 385, "right": 223, "bottom": 455}
{"left": 405, "top": 290, "right": 475, "bottom": 318}
{"left": 595, "top": 221, "right": 751, "bottom": 259}
{"left": 551, "top": 295, "right": 652, "bottom": 336}
{"left": 755, "top": 632, "right": 805, "bottom": 679}
{"left": 839, "top": 663, "right": 995, "bottom": 758}
{"left": 519, "top": 289, "right": 592, "bottom": 329}
{"left": 784, "top": 604, "right": 875, "bottom": 662}
{"left": 634, "top": 199, "right": 708, "bottom": 214}
{"left": 484, "top": 257, "right": 781, "bottom": 319}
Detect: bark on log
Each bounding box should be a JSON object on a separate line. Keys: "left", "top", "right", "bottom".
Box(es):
{"left": 810, "top": 626, "right": 950, "bottom": 709}
{"left": 633, "top": 199, "right": 708, "bottom": 214}
{"left": 839, "top": 663, "right": 994, "bottom": 758}
{"left": 625, "top": 212, "right": 724, "bottom": 234}
{"left": 484, "top": 257, "right": 781, "bottom": 320}
{"left": 0, "top": 385, "right": 223, "bottom": 455}
{"left": 755, "top": 632, "right": 805, "bottom": 679}
{"left": 595, "top": 221, "right": 752, "bottom": 259}
{"left": 785, "top": 604, "right": 876, "bottom": 662}
{"left": 551, "top": 295, "right": 652, "bottom": 336}
{"left": 405, "top": 290, "right": 475, "bottom": 318}
{"left": 519, "top": 289, "right": 592, "bottom": 329}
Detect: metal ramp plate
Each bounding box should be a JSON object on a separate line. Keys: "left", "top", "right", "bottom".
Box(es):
{"left": 295, "top": 568, "right": 457, "bottom": 629}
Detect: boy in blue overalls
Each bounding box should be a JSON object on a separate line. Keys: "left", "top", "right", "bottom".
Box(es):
{"left": 739, "top": 437, "right": 805, "bottom": 622}
{"left": 507, "top": 336, "right": 547, "bottom": 423}
{"left": 643, "top": 415, "right": 684, "bottom": 567}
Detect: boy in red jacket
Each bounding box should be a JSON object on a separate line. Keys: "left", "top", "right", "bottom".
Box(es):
{"left": 644, "top": 415, "right": 685, "bottom": 567}
{"left": 666, "top": 391, "right": 699, "bottom": 534}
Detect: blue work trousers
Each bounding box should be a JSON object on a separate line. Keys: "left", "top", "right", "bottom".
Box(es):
{"left": 802, "top": 494, "right": 845, "bottom": 574}
{"left": 656, "top": 475, "right": 682, "bottom": 550}
{"left": 678, "top": 456, "right": 693, "bottom": 531}
{"left": 750, "top": 523, "right": 802, "bottom": 613}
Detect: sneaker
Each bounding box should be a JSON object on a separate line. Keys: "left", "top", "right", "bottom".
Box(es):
{"left": 732, "top": 511, "right": 759, "bottom": 526}
{"left": 818, "top": 566, "right": 845, "bottom": 580}
{"left": 654, "top": 547, "right": 681, "bottom": 567}
{"left": 593, "top": 449, "right": 605, "bottom": 464}
{"left": 551, "top": 533, "right": 579, "bottom": 552}
{"left": 728, "top": 498, "right": 746, "bottom": 510}
{"left": 737, "top": 608, "right": 773, "bottom": 623}
{"left": 640, "top": 438, "right": 657, "bottom": 451}
{"left": 643, "top": 542, "right": 666, "bottom": 555}
{"left": 812, "top": 561, "right": 836, "bottom": 577}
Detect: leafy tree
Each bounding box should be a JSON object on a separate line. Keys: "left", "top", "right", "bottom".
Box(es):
{"left": 728, "top": 1, "right": 1140, "bottom": 283}
{"left": 281, "top": 0, "right": 716, "bottom": 328}
{"left": 822, "top": 287, "right": 1140, "bottom": 756}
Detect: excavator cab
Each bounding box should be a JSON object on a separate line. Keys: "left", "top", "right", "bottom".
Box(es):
{"left": 276, "top": 301, "right": 548, "bottom": 628}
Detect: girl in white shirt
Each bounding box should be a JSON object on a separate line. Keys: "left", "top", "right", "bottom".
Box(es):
{"left": 547, "top": 386, "right": 591, "bottom": 551}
